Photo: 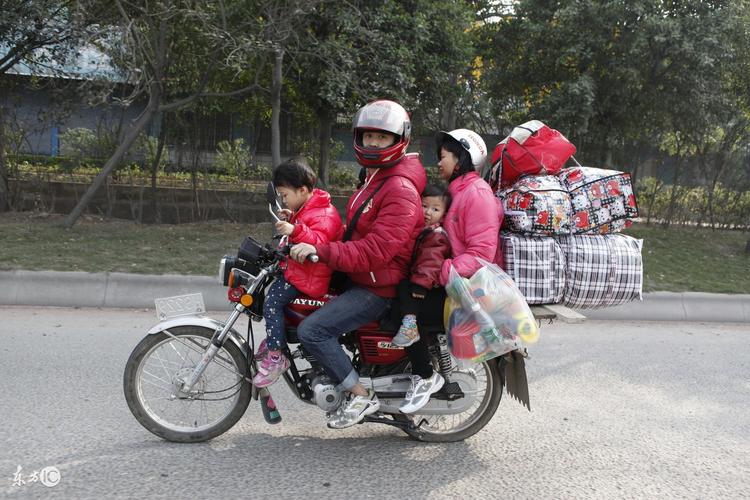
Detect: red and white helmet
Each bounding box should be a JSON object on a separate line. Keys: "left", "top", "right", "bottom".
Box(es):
{"left": 353, "top": 99, "right": 412, "bottom": 168}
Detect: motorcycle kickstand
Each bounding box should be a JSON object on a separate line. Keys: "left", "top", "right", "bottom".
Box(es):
{"left": 363, "top": 413, "right": 422, "bottom": 432}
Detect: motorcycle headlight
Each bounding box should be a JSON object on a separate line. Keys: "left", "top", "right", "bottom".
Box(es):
{"left": 219, "top": 255, "right": 233, "bottom": 286}
{"left": 228, "top": 268, "right": 256, "bottom": 289}
{"left": 219, "top": 255, "right": 259, "bottom": 287}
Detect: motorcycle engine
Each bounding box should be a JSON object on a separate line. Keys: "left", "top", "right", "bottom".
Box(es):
{"left": 311, "top": 375, "right": 343, "bottom": 412}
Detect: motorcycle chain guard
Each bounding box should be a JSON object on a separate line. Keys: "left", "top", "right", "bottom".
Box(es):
{"left": 360, "top": 373, "right": 478, "bottom": 416}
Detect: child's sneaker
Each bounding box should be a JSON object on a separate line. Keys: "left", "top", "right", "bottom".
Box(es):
{"left": 255, "top": 338, "right": 269, "bottom": 360}
{"left": 399, "top": 372, "right": 444, "bottom": 414}
{"left": 392, "top": 314, "right": 419, "bottom": 347}
{"left": 252, "top": 352, "right": 290, "bottom": 388}
{"left": 327, "top": 389, "right": 380, "bottom": 429}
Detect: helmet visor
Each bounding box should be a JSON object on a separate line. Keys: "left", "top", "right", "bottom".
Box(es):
{"left": 353, "top": 101, "right": 407, "bottom": 136}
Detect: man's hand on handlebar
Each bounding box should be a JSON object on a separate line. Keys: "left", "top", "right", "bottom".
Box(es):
{"left": 290, "top": 243, "right": 317, "bottom": 263}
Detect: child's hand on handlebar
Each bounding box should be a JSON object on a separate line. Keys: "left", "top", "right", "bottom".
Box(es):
{"left": 290, "top": 243, "right": 317, "bottom": 263}
{"left": 275, "top": 220, "right": 295, "bottom": 236}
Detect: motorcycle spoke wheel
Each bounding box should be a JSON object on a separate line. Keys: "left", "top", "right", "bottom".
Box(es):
{"left": 124, "top": 326, "right": 251, "bottom": 443}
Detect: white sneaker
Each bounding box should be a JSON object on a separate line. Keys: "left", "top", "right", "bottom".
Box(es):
{"left": 327, "top": 389, "right": 380, "bottom": 429}
{"left": 399, "top": 372, "right": 445, "bottom": 414}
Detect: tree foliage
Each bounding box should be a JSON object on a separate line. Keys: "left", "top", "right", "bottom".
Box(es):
{"left": 3, "top": 0, "right": 749, "bottom": 227}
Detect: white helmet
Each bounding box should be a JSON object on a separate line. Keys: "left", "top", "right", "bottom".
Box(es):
{"left": 435, "top": 128, "right": 487, "bottom": 170}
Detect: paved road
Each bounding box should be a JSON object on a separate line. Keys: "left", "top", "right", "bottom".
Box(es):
{"left": 0, "top": 306, "right": 748, "bottom": 499}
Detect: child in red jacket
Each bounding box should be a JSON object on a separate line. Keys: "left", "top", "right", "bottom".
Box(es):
{"left": 392, "top": 184, "right": 452, "bottom": 346}
{"left": 253, "top": 157, "right": 343, "bottom": 388}
{"left": 391, "top": 185, "right": 451, "bottom": 413}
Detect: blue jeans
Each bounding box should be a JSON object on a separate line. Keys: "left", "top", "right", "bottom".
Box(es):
{"left": 262, "top": 276, "right": 301, "bottom": 350}
{"left": 297, "top": 286, "right": 390, "bottom": 392}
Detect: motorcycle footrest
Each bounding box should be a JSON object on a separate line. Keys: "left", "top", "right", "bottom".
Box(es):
{"left": 433, "top": 381, "right": 464, "bottom": 401}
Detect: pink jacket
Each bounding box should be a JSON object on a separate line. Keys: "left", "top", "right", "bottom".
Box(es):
{"left": 439, "top": 171, "right": 504, "bottom": 285}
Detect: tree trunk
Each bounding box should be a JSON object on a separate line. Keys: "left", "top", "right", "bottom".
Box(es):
{"left": 645, "top": 179, "right": 660, "bottom": 226}
{"left": 0, "top": 97, "right": 9, "bottom": 212}
{"left": 271, "top": 49, "right": 284, "bottom": 167}
{"left": 663, "top": 156, "right": 684, "bottom": 229}
{"left": 441, "top": 103, "right": 457, "bottom": 131}
{"left": 706, "top": 152, "right": 727, "bottom": 231}
{"left": 317, "top": 111, "right": 333, "bottom": 187}
{"left": 149, "top": 113, "right": 168, "bottom": 224}
{"left": 440, "top": 75, "right": 458, "bottom": 131}
{"left": 63, "top": 90, "right": 160, "bottom": 228}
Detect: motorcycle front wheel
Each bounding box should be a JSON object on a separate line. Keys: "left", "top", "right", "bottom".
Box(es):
{"left": 123, "top": 326, "right": 251, "bottom": 443}
{"left": 396, "top": 359, "right": 503, "bottom": 443}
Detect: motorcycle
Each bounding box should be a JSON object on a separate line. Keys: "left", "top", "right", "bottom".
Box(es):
{"left": 123, "top": 183, "right": 532, "bottom": 443}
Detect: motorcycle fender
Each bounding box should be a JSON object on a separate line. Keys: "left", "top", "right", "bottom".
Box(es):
{"left": 498, "top": 351, "right": 530, "bottom": 411}
{"left": 146, "top": 316, "right": 248, "bottom": 358}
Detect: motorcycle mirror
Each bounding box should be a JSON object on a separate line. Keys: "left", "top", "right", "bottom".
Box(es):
{"left": 266, "top": 181, "right": 279, "bottom": 207}
{"left": 266, "top": 181, "right": 282, "bottom": 222}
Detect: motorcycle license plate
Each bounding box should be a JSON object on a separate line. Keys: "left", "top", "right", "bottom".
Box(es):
{"left": 155, "top": 293, "right": 206, "bottom": 320}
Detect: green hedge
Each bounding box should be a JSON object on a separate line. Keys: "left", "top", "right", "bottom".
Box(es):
{"left": 8, "top": 158, "right": 360, "bottom": 192}
{"left": 636, "top": 178, "right": 750, "bottom": 229}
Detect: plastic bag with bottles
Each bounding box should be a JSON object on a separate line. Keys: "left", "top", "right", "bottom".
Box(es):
{"left": 444, "top": 258, "right": 539, "bottom": 363}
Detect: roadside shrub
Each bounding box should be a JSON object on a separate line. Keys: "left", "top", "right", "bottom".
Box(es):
{"left": 59, "top": 127, "right": 98, "bottom": 170}
{"left": 244, "top": 164, "right": 272, "bottom": 181}
{"left": 329, "top": 166, "right": 358, "bottom": 188}
{"left": 636, "top": 178, "right": 749, "bottom": 229}
{"left": 214, "top": 138, "right": 251, "bottom": 178}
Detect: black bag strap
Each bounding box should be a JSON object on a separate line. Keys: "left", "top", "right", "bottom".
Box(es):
{"left": 343, "top": 179, "right": 387, "bottom": 242}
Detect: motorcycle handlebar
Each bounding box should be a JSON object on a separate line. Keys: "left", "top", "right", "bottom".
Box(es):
{"left": 274, "top": 244, "right": 318, "bottom": 263}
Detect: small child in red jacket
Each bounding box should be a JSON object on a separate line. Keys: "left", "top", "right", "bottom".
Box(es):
{"left": 392, "top": 184, "right": 452, "bottom": 348}
{"left": 253, "top": 157, "right": 343, "bottom": 388}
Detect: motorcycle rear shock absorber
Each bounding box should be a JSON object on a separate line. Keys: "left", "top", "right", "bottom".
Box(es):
{"left": 434, "top": 333, "right": 453, "bottom": 378}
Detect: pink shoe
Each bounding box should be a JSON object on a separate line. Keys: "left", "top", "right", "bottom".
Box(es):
{"left": 252, "top": 352, "right": 290, "bottom": 388}
{"left": 255, "top": 338, "right": 269, "bottom": 359}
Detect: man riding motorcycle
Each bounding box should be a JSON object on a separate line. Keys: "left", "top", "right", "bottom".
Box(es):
{"left": 289, "top": 99, "right": 427, "bottom": 428}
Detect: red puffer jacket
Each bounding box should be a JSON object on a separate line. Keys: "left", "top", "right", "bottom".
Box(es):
{"left": 408, "top": 225, "right": 451, "bottom": 294}
{"left": 283, "top": 188, "right": 343, "bottom": 298}
{"left": 316, "top": 153, "right": 427, "bottom": 298}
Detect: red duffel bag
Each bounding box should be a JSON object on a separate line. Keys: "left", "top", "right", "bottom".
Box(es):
{"left": 488, "top": 120, "right": 577, "bottom": 190}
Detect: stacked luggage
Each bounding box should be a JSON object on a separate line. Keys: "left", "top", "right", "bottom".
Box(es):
{"left": 487, "top": 120, "right": 643, "bottom": 309}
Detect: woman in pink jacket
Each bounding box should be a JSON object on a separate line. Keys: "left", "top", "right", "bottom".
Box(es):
{"left": 402, "top": 128, "right": 504, "bottom": 413}
{"left": 436, "top": 128, "right": 504, "bottom": 284}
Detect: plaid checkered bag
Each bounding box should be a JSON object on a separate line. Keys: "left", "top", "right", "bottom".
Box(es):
{"left": 559, "top": 166, "right": 639, "bottom": 235}
{"left": 557, "top": 234, "right": 643, "bottom": 308}
{"left": 497, "top": 175, "right": 574, "bottom": 235}
{"left": 501, "top": 232, "right": 566, "bottom": 304}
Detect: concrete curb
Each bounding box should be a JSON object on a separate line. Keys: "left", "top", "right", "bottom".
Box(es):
{"left": 0, "top": 270, "right": 227, "bottom": 310}
{"left": 581, "top": 291, "right": 750, "bottom": 323}
{"left": 1, "top": 270, "right": 748, "bottom": 323}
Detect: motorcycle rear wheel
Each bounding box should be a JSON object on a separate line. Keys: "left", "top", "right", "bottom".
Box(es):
{"left": 123, "top": 326, "right": 251, "bottom": 443}
{"left": 397, "top": 360, "right": 503, "bottom": 443}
